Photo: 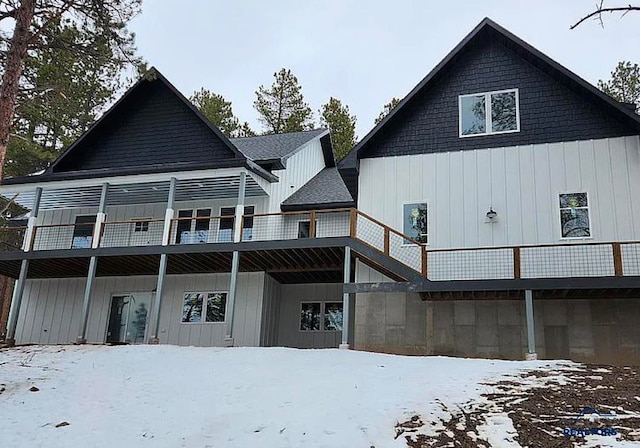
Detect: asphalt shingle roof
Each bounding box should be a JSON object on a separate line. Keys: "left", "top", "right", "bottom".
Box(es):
{"left": 281, "top": 167, "right": 354, "bottom": 210}
{"left": 231, "top": 129, "right": 327, "bottom": 161}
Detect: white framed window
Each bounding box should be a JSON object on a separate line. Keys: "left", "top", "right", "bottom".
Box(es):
{"left": 181, "top": 291, "right": 228, "bottom": 323}
{"left": 459, "top": 89, "right": 520, "bottom": 137}
{"left": 559, "top": 192, "right": 592, "bottom": 239}
{"left": 133, "top": 219, "right": 150, "bottom": 232}
{"left": 300, "top": 301, "right": 343, "bottom": 332}
{"left": 402, "top": 202, "right": 428, "bottom": 244}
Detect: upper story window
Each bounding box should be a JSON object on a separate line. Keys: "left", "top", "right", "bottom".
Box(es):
{"left": 459, "top": 89, "right": 519, "bottom": 137}
{"left": 559, "top": 192, "right": 591, "bottom": 239}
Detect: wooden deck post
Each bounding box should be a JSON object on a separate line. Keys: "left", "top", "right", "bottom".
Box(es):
{"left": 383, "top": 228, "right": 390, "bottom": 255}
{"left": 421, "top": 246, "right": 428, "bottom": 278}
{"left": 612, "top": 242, "right": 623, "bottom": 277}
{"left": 513, "top": 247, "right": 521, "bottom": 279}
{"left": 349, "top": 209, "right": 357, "bottom": 238}
{"left": 309, "top": 211, "right": 316, "bottom": 238}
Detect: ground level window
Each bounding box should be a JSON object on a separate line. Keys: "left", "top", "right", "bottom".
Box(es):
{"left": 559, "top": 193, "right": 590, "bottom": 238}
{"left": 403, "top": 203, "right": 428, "bottom": 243}
{"left": 182, "top": 291, "right": 227, "bottom": 323}
{"left": 300, "top": 301, "right": 343, "bottom": 331}
{"left": 323, "top": 302, "right": 343, "bottom": 331}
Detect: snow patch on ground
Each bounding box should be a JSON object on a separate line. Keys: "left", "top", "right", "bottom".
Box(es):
{"left": 0, "top": 345, "right": 554, "bottom": 448}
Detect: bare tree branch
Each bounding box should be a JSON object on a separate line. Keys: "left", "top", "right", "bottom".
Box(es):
{"left": 571, "top": 2, "right": 640, "bottom": 29}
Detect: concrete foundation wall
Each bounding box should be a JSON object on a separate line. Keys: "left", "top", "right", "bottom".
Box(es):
{"left": 354, "top": 293, "right": 640, "bottom": 365}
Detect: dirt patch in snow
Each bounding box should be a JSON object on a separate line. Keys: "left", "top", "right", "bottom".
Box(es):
{"left": 396, "top": 364, "right": 640, "bottom": 447}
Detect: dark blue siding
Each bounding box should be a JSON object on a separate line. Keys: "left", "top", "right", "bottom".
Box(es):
{"left": 363, "top": 38, "right": 636, "bottom": 159}
{"left": 53, "top": 80, "right": 236, "bottom": 172}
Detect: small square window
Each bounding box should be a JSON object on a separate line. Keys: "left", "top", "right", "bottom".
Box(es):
{"left": 559, "top": 193, "right": 591, "bottom": 238}
{"left": 460, "top": 89, "right": 519, "bottom": 137}
{"left": 403, "top": 203, "right": 428, "bottom": 244}
{"left": 300, "top": 302, "right": 321, "bottom": 331}
{"left": 134, "top": 220, "right": 150, "bottom": 232}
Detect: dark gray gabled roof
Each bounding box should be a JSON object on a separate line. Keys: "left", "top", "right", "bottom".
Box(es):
{"left": 231, "top": 129, "right": 329, "bottom": 164}
{"left": 281, "top": 167, "right": 354, "bottom": 211}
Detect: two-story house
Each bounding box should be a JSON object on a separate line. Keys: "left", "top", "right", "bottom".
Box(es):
{"left": 2, "top": 18, "right": 639, "bottom": 364}
{"left": 340, "top": 18, "right": 640, "bottom": 365}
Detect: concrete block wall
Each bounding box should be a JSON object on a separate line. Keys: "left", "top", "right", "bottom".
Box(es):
{"left": 354, "top": 294, "right": 640, "bottom": 365}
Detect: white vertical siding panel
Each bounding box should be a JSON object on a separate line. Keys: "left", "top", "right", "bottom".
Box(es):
{"left": 563, "top": 141, "right": 582, "bottom": 191}
{"left": 532, "top": 144, "right": 553, "bottom": 244}
{"left": 462, "top": 150, "right": 479, "bottom": 247}
{"left": 610, "top": 138, "right": 634, "bottom": 239}
{"left": 593, "top": 139, "right": 617, "bottom": 240}
{"left": 476, "top": 149, "right": 493, "bottom": 246}
{"left": 504, "top": 146, "right": 523, "bottom": 244}
{"left": 489, "top": 147, "right": 508, "bottom": 246}
{"left": 448, "top": 151, "right": 464, "bottom": 248}
{"left": 518, "top": 145, "right": 537, "bottom": 244}
{"left": 625, "top": 136, "right": 640, "bottom": 238}
{"left": 435, "top": 152, "right": 450, "bottom": 248}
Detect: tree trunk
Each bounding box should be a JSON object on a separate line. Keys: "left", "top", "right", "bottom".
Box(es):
{"left": 0, "top": 0, "right": 36, "bottom": 181}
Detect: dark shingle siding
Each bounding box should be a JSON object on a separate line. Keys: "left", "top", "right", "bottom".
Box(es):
{"left": 53, "top": 81, "right": 237, "bottom": 172}
{"left": 363, "top": 38, "right": 636, "bottom": 159}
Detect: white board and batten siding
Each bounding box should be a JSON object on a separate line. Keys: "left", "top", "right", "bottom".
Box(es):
{"left": 357, "top": 136, "right": 640, "bottom": 281}
{"left": 16, "top": 272, "right": 267, "bottom": 347}
{"left": 267, "top": 137, "right": 326, "bottom": 212}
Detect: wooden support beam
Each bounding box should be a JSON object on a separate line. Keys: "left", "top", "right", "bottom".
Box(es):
{"left": 383, "top": 228, "right": 390, "bottom": 255}
{"left": 612, "top": 242, "right": 623, "bottom": 277}
{"left": 513, "top": 247, "right": 521, "bottom": 279}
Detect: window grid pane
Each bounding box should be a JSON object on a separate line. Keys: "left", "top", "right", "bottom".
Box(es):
{"left": 403, "top": 203, "right": 428, "bottom": 244}
{"left": 300, "top": 302, "right": 321, "bottom": 331}
{"left": 460, "top": 95, "right": 486, "bottom": 135}
{"left": 490, "top": 91, "right": 517, "bottom": 132}
{"left": 559, "top": 193, "right": 590, "bottom": 238}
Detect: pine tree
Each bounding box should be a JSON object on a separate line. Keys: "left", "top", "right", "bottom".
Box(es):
{"left": 190, "top": 89, "right": 240, "bottom": 137}
{"left": 319, "top": 97, "right": 357, "bottom": 160}
{"left": 254, "top": 68, "right": 314, "bottom": 134}
{"left": 598, "top": 61, "right": 640, "bottom": 113}
{"left": 374, "top": 97, "right": 401, "bottom": 125}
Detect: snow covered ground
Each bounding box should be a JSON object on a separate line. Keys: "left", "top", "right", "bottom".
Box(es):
{"left": 0, "top": 345, "right": 616, "bottom": 447}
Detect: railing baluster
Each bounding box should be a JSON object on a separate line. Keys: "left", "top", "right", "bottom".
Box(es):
{"left": 349, "top": 209, "right": 357, "bottom": 238}
{"left": 422, "top": 246, "right": 428, "bottom": 277}
{"left": 513, "top": 247, "right": 521, "bottom": 279}
{"left": 612, "top": 242, "right": 623, "bottom": 277}
{"left": 309, "top": 211, "right": 316, "bottom": 238}
{"left": 383, "top": 227, "right": 390, "bottom": 255}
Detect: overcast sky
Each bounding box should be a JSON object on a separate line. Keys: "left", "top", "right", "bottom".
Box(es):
{"left": 129, "top": 1, "right": 639, "bottom": 138}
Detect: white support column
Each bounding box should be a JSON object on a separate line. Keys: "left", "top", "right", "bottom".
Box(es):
{"left": 224, "top": 173, "right": 247, "bottom": 347}
{"left": 23, "top": 186, "right": 42, "bottom": 251}
{"left": 525, "top": 289, "right": 537, "bottom": 360}
{"left": 161, "top": 177, "right": 177, "bottom": 246}
{"left": 91, "top": 183, "right": 109, "bottom": 249}
{"left": 233, "top": 172, "right": 246, "bottom": 243}
{"left": 340, "top": 245, "right": 352, "bottom": 349}
{"left": 75, "top": 183, "right": 109, "bottom": 344}
{"left": 149, "top": 177, "right": 177, "bottom": 344}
